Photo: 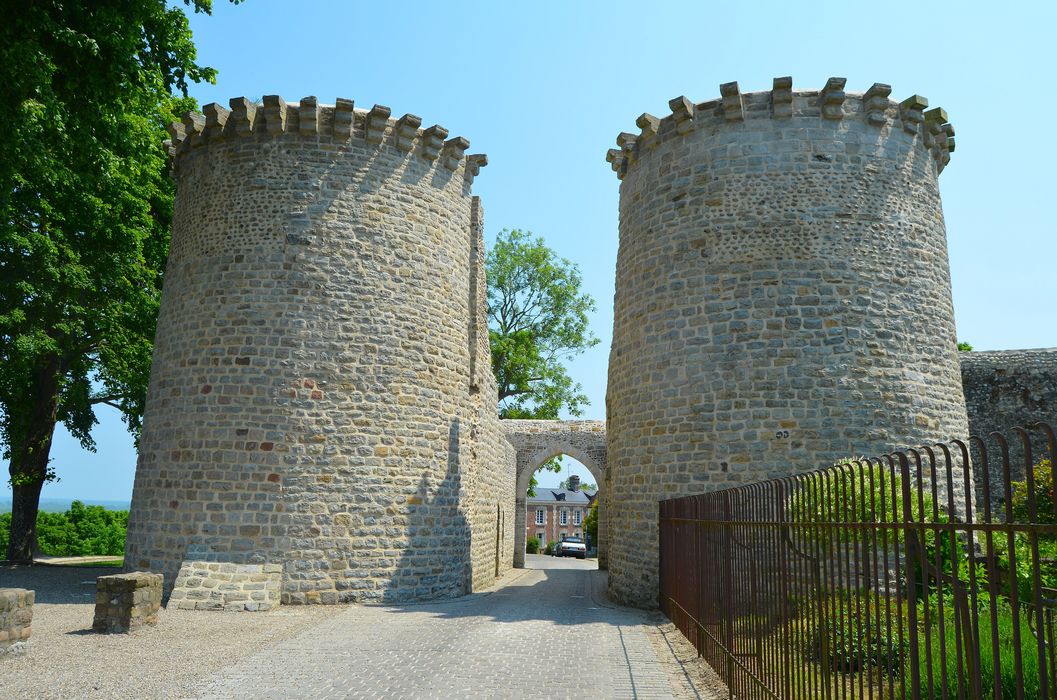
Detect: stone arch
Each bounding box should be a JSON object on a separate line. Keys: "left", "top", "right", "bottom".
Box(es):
{"left": 502, "top": 420, "right": 607, "bottom": 568}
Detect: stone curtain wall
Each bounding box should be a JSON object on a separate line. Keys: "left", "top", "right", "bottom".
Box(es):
{"left": 503, "top": 420, "right": 607, "bottom": 567}
{"left": 606, "top": 78, "right": 968, "bottom": 608}
{"left": 125, "top": 96, "right": 514, "bottom": 604}
{"left": 961, "top": 348, "right": 1057, "bottom": 495}
{"left": 466, "top": 198, "right": 518, "bottom": 591}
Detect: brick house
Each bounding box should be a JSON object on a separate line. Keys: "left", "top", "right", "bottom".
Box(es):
{"left": 526, "top": 475, "right": 597, "bottom": 548}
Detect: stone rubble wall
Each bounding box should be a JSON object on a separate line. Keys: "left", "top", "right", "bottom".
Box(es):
{"left": 0, "top": 588, "right": 33, "bottom": 655}
{"left": 961, "top": 348, "right": 1057, "bottom": 507}
{"left": 93, "top": 572, "right": 163, "bottom": 634}
{"left": 606, "top": 78, "right": 968, "bottom": 608}
{"left": 125, "top": 95, "right": 513, "bottom": 604}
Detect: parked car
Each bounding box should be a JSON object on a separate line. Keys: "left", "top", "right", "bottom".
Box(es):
{"left": 554, "top": 536, "right": 587, "bottom": 559}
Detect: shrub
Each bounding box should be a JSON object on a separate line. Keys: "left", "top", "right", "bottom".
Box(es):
{"left": 805, "top": 591, "right": 909, "bottom": 675}
{"left": 544, "top": 540, "right": 557, "bottom": 555}
{"left": 787, "top": 461, "right": 942, "bottom": 548}
{"left": 0, "top": 502, "right": 127, "bottom": 557}
{"left": 1010, "top": 458, "right": 1055, "bottom": 525}
{"left": 526, "top": 537, "right": 540, "bottom": 554}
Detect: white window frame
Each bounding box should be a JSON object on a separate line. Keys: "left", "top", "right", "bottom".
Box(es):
{"left": 559, "top": 509, "right": 568, "bottom": 526}
{"left": 574, "top": 509, "right": 582, "bottom": 525}
{"left": 535, "top": 509, "right": 545, "bottom": 525}
{"left": 537, "top": 531, "right": 545, "bottom": 543}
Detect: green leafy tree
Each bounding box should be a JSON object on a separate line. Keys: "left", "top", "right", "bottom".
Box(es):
{"left": 957, "top": 341, "right": 973, "bottom": 352}
{"left": 583, "top": 500, "right": 598, "bottom": 545}
{"left": 0, "top": 0, "right": 227, "bottom": 562}
{"left": 486, "top": 229, "right": 598, "bottom": 497}
{"left": 487, "top": 229, "right": 599, "bottom": 419}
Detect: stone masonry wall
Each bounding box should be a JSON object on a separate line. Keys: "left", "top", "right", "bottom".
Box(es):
{"left": 169, "top": 560, "right": 282, "bottom": 611}
{"left": 606, "top": 78, "right": 968, "bottom": 608}
{"left": 961, "top": 348, "right": 1057, "bottom": 502}
{"left": 0, "top": 588, "right": 33, "bottom": 655}
{"left": 503, "top": 420, "right": 607, "bottom": 568}
{"left": 125, "top": 95, "right": 514, "bottom": 603}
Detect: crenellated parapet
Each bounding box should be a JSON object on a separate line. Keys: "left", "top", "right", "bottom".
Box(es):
{"left": 606, "top": 77, "right": 955, "bottom": 179}
{"left": 165, "top": 95, "right": 486, "bottom": 184}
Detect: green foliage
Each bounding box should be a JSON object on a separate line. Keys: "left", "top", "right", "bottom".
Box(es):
{"left": 0, "top": 0, "right": 231, "bottom": 558}
{"left": 487, "top": 229, "right": 598, "bottom": 419}
{"left": 806, "top": 591, "right": 908, "bottom": 675}
{"left": 0, "top": 501, "right": 127, "bottom": 557}
{"left": 544, "top": 540, "right": 557, "bottom": 555}
{"left": 787, "top": 461, "right": 942, "bottom": 548}
{"left": 1011, "top": 458, "right": 1055, "bottom": 524}
{"left": 957, "top": 341, "right": 973, "bottom": 352}
{"left": 526, "top": 537, "right": 540, "bottom": 554}
{"left": 583, "top": 500, "right": 598, "bottom": 545}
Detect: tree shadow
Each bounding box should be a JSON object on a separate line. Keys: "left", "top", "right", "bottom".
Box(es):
{"left": 0, "top": 563, "right": 108, "bottom": 605}
{"left": 380, "top": 564, "right": 656, "bottom": 628}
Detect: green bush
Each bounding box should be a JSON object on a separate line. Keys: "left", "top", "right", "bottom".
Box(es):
{"left": 583, "top": 500, "right": 598, "bottom": 545}
{"left": 1011, "top": 458, "right": 1055, "bottom": 525}
{"left": 544, "top": 540, "right": 557, "bottom": 555}
{"left": 526, "top": 537, "right": 540, "bottom": 554}
{"left": 806, "top": 591, "right": 909, "bottom": 675}
{"left": 0, "top": 501, "right": 127, "bottom": 557}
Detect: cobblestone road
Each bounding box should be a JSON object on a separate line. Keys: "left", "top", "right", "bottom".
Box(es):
{"left": 191, "top": 555, "right": 716, "bottom": 699}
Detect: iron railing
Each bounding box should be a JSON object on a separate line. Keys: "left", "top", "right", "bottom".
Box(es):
{"left": 659, "top": 423, "right": 1057, "bottom": 699}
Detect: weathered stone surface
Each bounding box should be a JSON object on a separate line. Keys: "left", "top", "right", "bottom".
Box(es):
{"left": 169, "top": 559, "right": 282, "bottom": 612}
{"left": 606, "top": 79, "right": 968, "bottom": 608}
{"left": 125, "top": 97, "right": 516, "bottom": 604}
{"left": 93, "top": 573, "right": 163, "bottom": 634}
{"left": 502, "top": 420, "right": 607, "bottom": 568}
{"left": 0, "top": 588, "right": 33, "bottom": 657}
{"left": 961, "top": 348, "right": 1057, "bottom": 508}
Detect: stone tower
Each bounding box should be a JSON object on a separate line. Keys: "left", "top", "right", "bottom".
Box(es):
{"left": 125, "top": 95, "right": 516, "bottom": 603}
{"left": 605, "top": 78, "right": 967, "bottom": 607}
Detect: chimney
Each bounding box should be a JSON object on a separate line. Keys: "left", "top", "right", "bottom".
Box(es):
{"left": 569, "top": 475, "right": 581, "bottom": 492}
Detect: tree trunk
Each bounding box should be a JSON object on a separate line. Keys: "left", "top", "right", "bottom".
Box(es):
{"left": 7, "top": 478, "right": 46, "bottom": 562}
{"left": 5, "top": 360, "right": 60, "bottom": 563}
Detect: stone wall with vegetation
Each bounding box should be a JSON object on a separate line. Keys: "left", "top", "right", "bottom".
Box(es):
{"left": 961, "top": 348, "right": 1057, "bottom": 493}
{"left": 125, "top": 96, "right": 514, "bottom": 604}
{"left": 606, "top": 77, "right": 967, "bottom": 608}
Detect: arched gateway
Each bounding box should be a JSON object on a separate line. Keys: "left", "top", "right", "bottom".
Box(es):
{"left": 502, "top": 420, "right": 607, "bottom": 568}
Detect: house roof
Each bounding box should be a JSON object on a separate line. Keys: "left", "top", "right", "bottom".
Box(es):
{"left": 527, "top": 488, "right": 596, "bottom": 505}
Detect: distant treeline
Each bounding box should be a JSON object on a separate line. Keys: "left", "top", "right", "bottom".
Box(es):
{"left": 0, "top": 501, "right": 127, "bottom": 557}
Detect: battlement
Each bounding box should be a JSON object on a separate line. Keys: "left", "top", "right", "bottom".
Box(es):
{"left": 166, "top": 95, "right": 486, "bottom": 184}
{"left": 607, "top": 77, "right": 954, "bottom": 180}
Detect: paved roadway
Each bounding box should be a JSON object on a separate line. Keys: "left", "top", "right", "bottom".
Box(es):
{"left": 192, "top": 554, "right": 709, "bottom": 699}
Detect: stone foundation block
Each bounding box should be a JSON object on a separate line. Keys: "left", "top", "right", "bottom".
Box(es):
{"left": 0, "top": 588, "right": 33, "bottom": 657}
{"left": 93, "top": 572, "right": 163, "bottom": 634}
{"left": 170, "top": 560, "right": 281, "bottom": 611}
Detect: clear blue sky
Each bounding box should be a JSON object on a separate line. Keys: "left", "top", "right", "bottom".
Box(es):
{"left": 33, "top": 0, "right": 1057, "bottom": 500}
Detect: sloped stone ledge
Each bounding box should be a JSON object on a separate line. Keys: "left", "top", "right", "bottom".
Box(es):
{"left": 169, "top": 560, "right": 282, "bottom": 612}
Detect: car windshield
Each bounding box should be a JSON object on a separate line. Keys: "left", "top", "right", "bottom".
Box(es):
{"left": 563, "top": 537, "right": 584, "bottom": 544}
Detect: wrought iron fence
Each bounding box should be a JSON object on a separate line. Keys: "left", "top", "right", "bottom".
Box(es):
{"left": 659, "top": 423, "right": 1057, "bottom": 699}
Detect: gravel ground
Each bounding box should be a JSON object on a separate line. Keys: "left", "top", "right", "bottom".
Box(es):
{"left": 1, "top": 564, "right": 333, "bottom": 700}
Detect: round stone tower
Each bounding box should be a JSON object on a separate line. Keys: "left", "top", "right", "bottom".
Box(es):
{"left": 605, "top": 78, "right": 967, "bottom": 607}
{"left": 125, "top": 95, "right": 515, "bottom": 604}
